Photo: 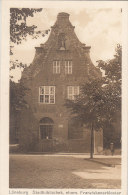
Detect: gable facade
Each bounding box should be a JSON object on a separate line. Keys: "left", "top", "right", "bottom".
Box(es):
{"left": 18, "top": 12, "right": 103, "bottom": 153}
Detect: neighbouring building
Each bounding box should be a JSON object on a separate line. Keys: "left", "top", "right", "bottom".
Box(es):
{"left": 12, "top": 12, "right": 103, "bottom": 153}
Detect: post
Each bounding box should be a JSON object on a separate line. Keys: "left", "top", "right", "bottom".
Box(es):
{"left": 90, "top": 123, "right": 94, "bottom": 159}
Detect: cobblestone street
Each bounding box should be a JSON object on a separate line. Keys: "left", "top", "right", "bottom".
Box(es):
{"left": 9, "top": 154, "right": 121, "bottom": 189}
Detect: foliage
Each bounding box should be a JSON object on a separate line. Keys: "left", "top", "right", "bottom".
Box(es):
{"left": 66, "top": 44, "right": 121, "bottom": 123}
{"left": 9, "top": 8, "right": 50, "bottom": 144}
{"left": 10, "top": 8, "right": 50, "bottom": 69}
{"left": 65, "top": 44, "right": 122, "bottom": 153}
{"left": 10, "top": 60, "right": 27, "bottom": 79}
{"left": 65, "top": 77, "right": 121, "bottom": 129}
{"left": 10, "top": 80, "right": 29, "bottom": 111}
{"left": 10, "top": 8, "right": 42, "bottom": 45}
{"left": 97, "top": 44, "right": 121, "bottom": 83}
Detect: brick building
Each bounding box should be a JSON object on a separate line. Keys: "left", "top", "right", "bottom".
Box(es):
{"left": 18, "top": 12, "right": 103, "bottom": 153}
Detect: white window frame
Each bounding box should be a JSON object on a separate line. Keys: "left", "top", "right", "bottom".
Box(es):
{"left": 39, "top": 86, "right": 55, "bottom": 104}
{"left": 65, "top": 61, "right": 72, "bottom": 74}
{"left": 53, "top": 61, "right": 60, "bottom": 74}
{"left": 67, "top": 86, "right": 79, "bottom": 100}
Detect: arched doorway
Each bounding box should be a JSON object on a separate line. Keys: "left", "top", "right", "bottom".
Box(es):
{"left": 39, "top": 117, "right": 54, "bottom": 152}
{"left": 40, "top": 117, "right": 54, "bottom": 140}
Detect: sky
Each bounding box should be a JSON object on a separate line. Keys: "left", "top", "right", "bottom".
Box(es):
{"left": 11, "top": 8, "right": 122, "bottom": 82}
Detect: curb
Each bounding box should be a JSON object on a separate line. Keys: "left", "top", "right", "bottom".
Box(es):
{"left": 84, "top": 158, "right": 121, "bottom": 167}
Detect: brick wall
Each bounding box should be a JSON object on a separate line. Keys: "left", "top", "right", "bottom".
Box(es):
{"left": 19, "top": 12, "right": 102, "bottom": 153}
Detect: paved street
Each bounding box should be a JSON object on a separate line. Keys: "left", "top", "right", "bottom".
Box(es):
{"left": 9, "top": 154, "right": 121, "bottom": 189}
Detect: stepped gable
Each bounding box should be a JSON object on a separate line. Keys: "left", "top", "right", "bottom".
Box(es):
{"left": 41, "top": 12, "right": 88, "bottom": 50}
{"left": 21, "top": 12, "right": 99, "bottom": 81}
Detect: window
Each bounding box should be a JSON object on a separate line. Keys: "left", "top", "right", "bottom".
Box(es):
{"left": 39, "top": 86, "right": 55, "bottom": 104}
{"left": 58, "top": 33, "right": 66, "bottom": 50}
{"left": 67, "top": 86, "right": 79, "bottom": 100}
{"left": 40, "top": 125, "right": 53, "bottom": 139}
{"left": 53, "top": 61, "right": 60, "bottom": 74}
{"left": 40, "top": 117, "right": 54, "bottom": 139}
{"left": 65, "top": 61, "right": 72, "bottom": 74}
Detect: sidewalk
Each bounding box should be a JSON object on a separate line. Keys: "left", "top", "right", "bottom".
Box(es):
{"left": 50, "top": 153, "right": 121, "bottom": 159}
{"left": 10, "top": 152, "right": 121, "bottom": 167}
{"left": 10, "top": 152, "right": 121, "bottom": 158}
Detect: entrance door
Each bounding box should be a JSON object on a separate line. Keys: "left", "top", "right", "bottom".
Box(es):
{"left": 40, "top": 125, "right": 53, "bottom": 140}
{"left": 39, "top": 117, "right": 54, "bottom": 152}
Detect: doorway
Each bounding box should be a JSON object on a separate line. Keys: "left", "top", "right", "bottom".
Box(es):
{"left": 39, "top": 117, "right": 54, "bottom": 152}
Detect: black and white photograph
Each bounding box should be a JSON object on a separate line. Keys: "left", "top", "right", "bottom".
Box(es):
{"left": 0, "top": 1, "right": 128, "bottom": 194}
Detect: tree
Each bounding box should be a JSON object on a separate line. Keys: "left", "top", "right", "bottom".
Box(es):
{"left": 10, "top": 80, "right": 30, "bottom": 143}
{"left": 10, "top": 80, "right": 29, "bottom": 111}
{"left": 9, "top": 8, "right": 49, "bottom": 144}
{"left": 65, "top": 44, "right": 121, "bottom": 158}
{"left": 97, "top": 44, "right": 121, "bottom": 84}
{"left": 10, "top": 8, "right": 50, "bottom": 67}
{"left": 10, "top": 8, "right": 42, "bottom": 44}
{"left": 97, "top": 44, "right": 121, "bottom": 149}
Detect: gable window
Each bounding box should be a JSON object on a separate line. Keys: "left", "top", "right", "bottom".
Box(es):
{"left": 39, "top": 86, "right": 55, "bottom": 104}
{"left": 67, "top": 86, "right": 79, "bottom": 100}
{"left": 58, "top": 33, "right": 66, "bottom": 50}
{"left": 65, "top": 61, "right": 72, "bottom": 74}
{"left": 53, "top": 61, "right": 60, "bottom": 74}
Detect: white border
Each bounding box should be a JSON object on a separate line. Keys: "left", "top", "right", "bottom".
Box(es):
{"left": 0, "top": 1, "right": 128, "bottom": 195}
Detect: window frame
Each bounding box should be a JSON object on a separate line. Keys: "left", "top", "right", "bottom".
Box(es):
{"left": 40, "top": 124, "right": 53, "bottom": 140}
{"left": 65, "top": 60, "right": 72, "bottom": 74}
{"left": 39, "top": 86, "right": 55, "bottom": 104}
{"left": 67, "top": 86, "right": 79, "bottom": 100}
{"left": 53, "top": 60, "right": 60, "bottom": 74}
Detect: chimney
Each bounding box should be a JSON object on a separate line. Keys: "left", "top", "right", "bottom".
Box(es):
{"left": 57, "top": 12, "right": 70, "bottom": 24}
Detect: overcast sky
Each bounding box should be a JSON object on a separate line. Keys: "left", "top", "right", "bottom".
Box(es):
{"left": 11, "top": 8, "right": 122, "bottom": 81}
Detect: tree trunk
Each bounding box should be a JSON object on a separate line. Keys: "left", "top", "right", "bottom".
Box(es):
{"left": 90, "top": 123, "right": 94, "bottom": 159}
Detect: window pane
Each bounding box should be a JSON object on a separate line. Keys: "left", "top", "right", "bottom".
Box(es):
{"left": 45, "top": 95, "right": 49, "bottom": 103}
{"left": 50, "top": 95, "right": 54, "bottom": 103}
{"left": 50, "top": 87, "right": 54, "bottom": 94}
{"left": 67, "top": 86, "right": 79, "bottom": 100}
{"left": 44, "top": 131, "right": 46, "bottom": 139}
{"left": 49, "top": 132, "right": 52, "bottom": 139}
{"left": 40, "top": 95, "right": 44, "bottom": 103}
{"left": 74, "top": 86, "right": 79, "bottom": 95}
{"left": 39, "top": 86, "right": 55, "bottom": 104}
{"left": 53, "top": 61, "right": 60, "bottom": 74}
{"left": 57, "top": 65, "right": 60, "bottom": 73}
{"left": 40, "top": 87, "right": 44, "bottom": 94}
{"left": 45, "top": 86, "right": 49, "bottom": 94}
{"left": 68, "top": 86, "right": 72, "bottom": 94}
{"left": 65, "top": 65, "right": 68, "bottom": 74}
{"left": 68, "top": 95, "right": 73, "bottom": 100}
{"left": 40, "top": 125, "right": 53, "bottom": 139}
{"left": 65, "top": 61, "right": 72, "bottom": 74}
{"left": 69, "top": 65, "right": 72, "bottom": 74}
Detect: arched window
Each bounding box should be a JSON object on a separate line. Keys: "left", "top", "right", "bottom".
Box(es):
{"left": 40, "top": 117, "right": 54, "bottom": 139}
{"left": 40, "top": 117, "right": 54, "bottom": 124}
